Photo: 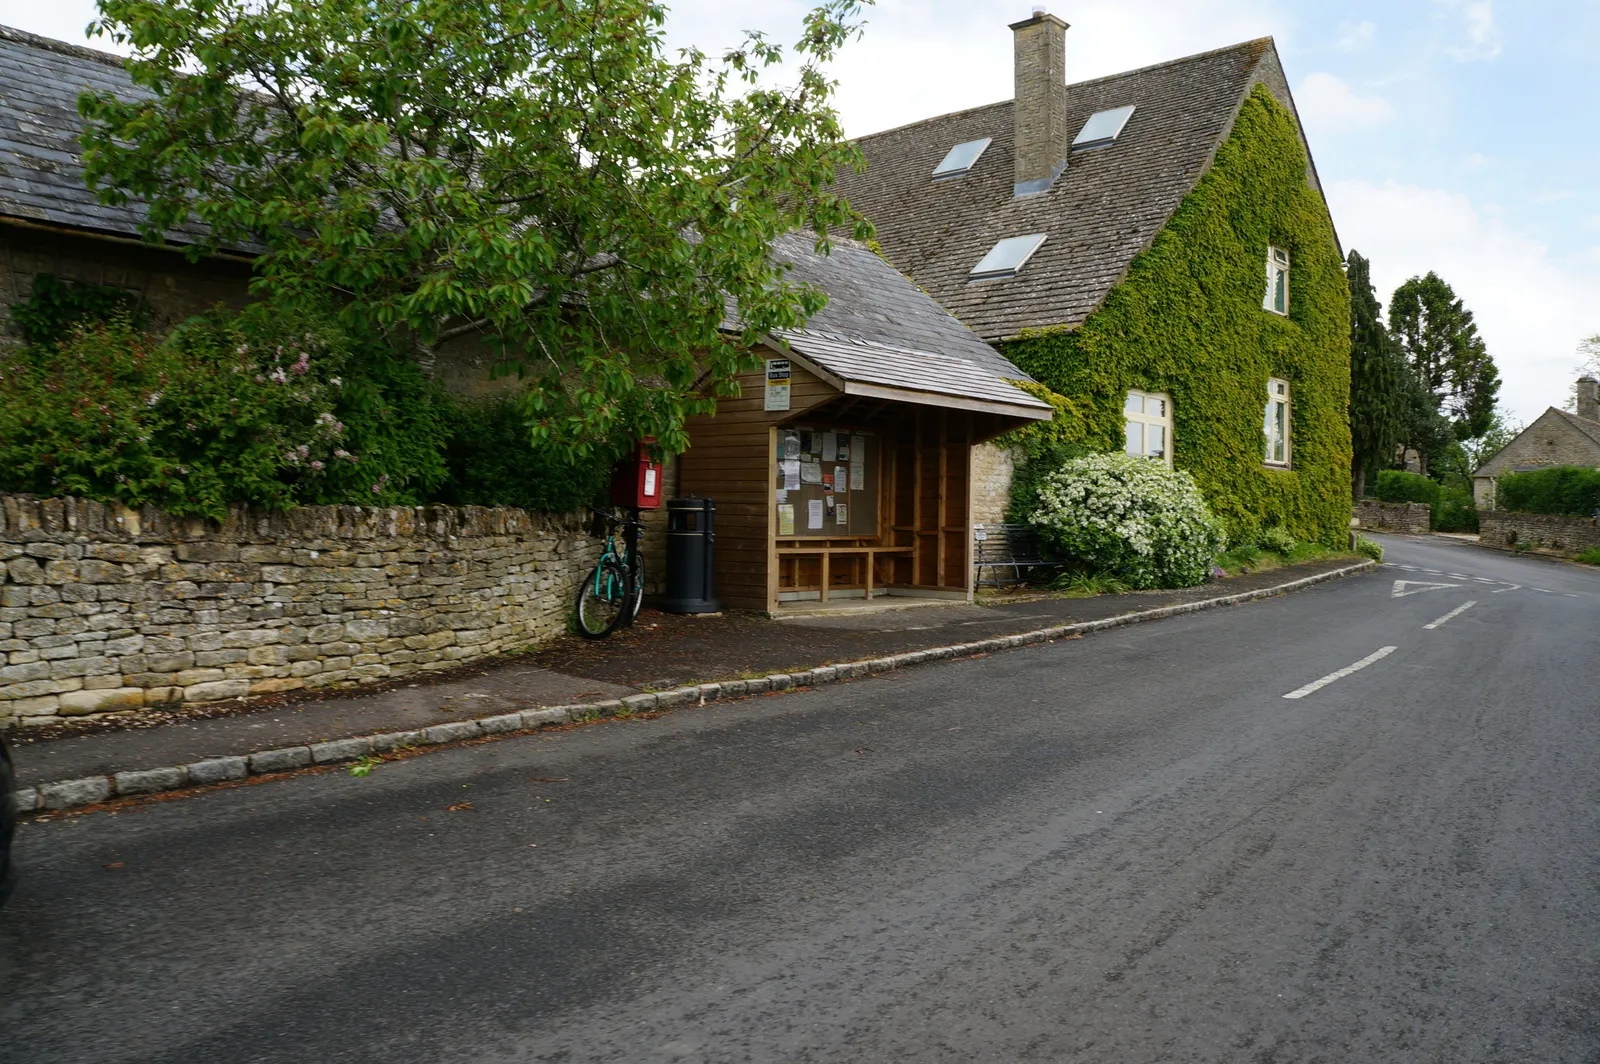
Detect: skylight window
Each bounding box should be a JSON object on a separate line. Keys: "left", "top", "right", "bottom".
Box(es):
{"left": 969, "top": 234, "right": 1047, "bottom": 281}
{"left": 1073, "top": 104, "right": 1137, "bottom": 149}
{"left": 932, "top": 138, "right": 992, "bottom": 179}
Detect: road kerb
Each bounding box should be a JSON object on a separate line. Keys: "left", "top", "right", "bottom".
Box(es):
{"left": 10, "top": 560, "right": 1375, "bottom": 814}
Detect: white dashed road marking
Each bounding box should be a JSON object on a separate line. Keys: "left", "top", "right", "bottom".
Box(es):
{"left": 1283, "top": 646, "right": 1398, "bottom": 700}
{"left": 1423, "top": 601, "right": 1477, "bottom": 630}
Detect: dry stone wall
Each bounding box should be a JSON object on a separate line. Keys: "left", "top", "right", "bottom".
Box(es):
{"left": 0, "top": 494, "right": 602, "bottom": 729}
{"left": 1354, "top": 500, "right": 1431, "bottom": 535}
{"left": 1479, "top": 510, "right": 1600, "bottom": 554}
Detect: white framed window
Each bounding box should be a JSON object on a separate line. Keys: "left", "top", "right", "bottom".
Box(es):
{"left": 1264, "top": 378, "right": 1291, "bottom": 467}
{"left": 1124, "top": 389, "right": 1173, "bottom": 467}
{"left": 1264, "top": 246, "right": 1290, "bottom": 315}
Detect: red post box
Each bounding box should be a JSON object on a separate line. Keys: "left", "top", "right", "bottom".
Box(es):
{"left": 610, "top": 441, "right": 663, "bottom": 510}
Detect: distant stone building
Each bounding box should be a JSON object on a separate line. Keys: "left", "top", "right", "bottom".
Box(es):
{"left": 1472, "top": 376, "right": 1600, "bottom": 509}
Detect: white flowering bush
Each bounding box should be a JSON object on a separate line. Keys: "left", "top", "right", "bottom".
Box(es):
{"left": 1029, "top": 453, "right": 1227, "bottom": 589}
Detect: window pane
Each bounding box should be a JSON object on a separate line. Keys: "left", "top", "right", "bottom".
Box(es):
{"left": 1273, "top": 270, "right": 1287, "bottom": 313}
{"left": 1274, "top": 403, "right": 1286, "bottom": 462}
{"left": 932, "top": 137, "right": 992, "bottom": 178}
{"left": 1073, "top": 105, "right": 1138, "bottom": 148}
{"left": 970, "top": 234, "right": 1048, "bottom": 280}
{"left": 1125, "top": 421, "right": 1143, "bottom": 456}
{"left": 1146, "top": 395, "right": 1166, "bottom": 418}
{"left": 1124, "top": 392, "right": 1144, "bottom": 415}
{"left": 1146, "top": 424, "right": 1165, "bottom": 460}
{"left": 1263, "top": 400, "right": 1275, "bottom": 444}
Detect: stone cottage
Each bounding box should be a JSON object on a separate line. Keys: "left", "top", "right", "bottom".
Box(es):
{"left": 831, "top": 10, "right": 1353, "bottom": 544}
{"left": 1471, "top": 377, "right": 1600, "bottom": 509}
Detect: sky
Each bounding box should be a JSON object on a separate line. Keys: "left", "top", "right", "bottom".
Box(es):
{"left": 4, "top": 0, "right": 1597, "bottom": 426}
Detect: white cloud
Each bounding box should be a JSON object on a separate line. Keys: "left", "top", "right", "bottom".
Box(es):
{"left": 1331, "top": 179, "right": 1600, "bottom": 424}
{"left": 1444, "top": 0, "right": 1502, "bottom": 61}
{"left": 1336, "top": 20, "right": 1376, "bottom": 51}
{"left": 1296, "top": 73, "right": 1394, "bottom": 132}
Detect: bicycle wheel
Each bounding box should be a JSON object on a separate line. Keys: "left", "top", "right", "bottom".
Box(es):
{"left": 623, "top": 551, "right": 646, "bottom": 626}
{"left": 575, "top": 557, "right": 631, "bottom": 639}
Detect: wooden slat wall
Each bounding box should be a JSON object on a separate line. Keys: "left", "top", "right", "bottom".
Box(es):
{"left": 682, "top": 350, "right": 1020, "bottom": 610}
{"left": 679, "top": 347, "right": 840, "bottom": 611}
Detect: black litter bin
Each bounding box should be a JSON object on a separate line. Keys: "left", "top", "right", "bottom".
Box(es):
{"left": 660, "top": 497, "right": 720, "bottom": 614}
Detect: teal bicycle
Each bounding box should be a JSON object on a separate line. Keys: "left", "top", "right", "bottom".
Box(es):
{"left": 574, "top": 507, "right": 646, "bottom": 639}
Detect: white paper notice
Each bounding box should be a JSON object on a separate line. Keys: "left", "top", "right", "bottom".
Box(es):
{"left": 834, "top": 465, "right": 848, "bottom": 493}
{"left": 800, "top": 460, "right": 822, "bottom": 485}
{"left": 777, "top": 504, "right": 795, "bottom": 536}
{"left": 781, "top": 459, "right": 801, "bottom": 491}
{"left": 851, "top": 435, "right": 866, "bottom": 490}
{"left": 807, "top": 499, "right": 824, "bottom": 530}
{"left": 835, "top": 502, "right": 848, "bottom": 526}
{"left": 822, "top": 431, "right": 838, "bottom": 462}
{"left": 782, "top": 430, "right": 801, "bottom": 459}
{"left": 775, "top": 489, "right": 788, "bottom": 503}
{"left": 764, "top": 358, "right": 791, "bottom": 412}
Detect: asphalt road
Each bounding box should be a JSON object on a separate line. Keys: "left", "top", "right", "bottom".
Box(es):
{"left": 3, "top": 535, "right": 1598, "bottom": 1063}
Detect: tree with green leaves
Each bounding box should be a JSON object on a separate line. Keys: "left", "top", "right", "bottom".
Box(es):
{"left": 1389, "top": 272, "right": 1501, "bottom": 447}
{"left": 79, "top": 0, "right": 873, "bottom": 456}
{"left": 1345, "top": 250, "right": 1408, "bottom": 497}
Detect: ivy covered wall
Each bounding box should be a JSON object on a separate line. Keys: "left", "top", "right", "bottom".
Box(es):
{"left": 1002, "top": 86, "right": 1353, "bottom": 546}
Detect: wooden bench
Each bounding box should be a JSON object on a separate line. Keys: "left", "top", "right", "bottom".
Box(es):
{"left": 973, "top": 523, "right": 1054, "bottom": 587}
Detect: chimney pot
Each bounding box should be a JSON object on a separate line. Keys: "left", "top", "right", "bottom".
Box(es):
{"left": 1010, "top": 9, "right": 1070, "bottom": 196}
{"left": 1577, "top": 375, "right": 1600, "bottom": 423}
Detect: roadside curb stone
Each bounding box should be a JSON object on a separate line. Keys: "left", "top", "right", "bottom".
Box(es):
{"left": 423, "top": 720, "right": 481, "bottom": 745}
{"left": 114, "top": 766, "right": 187, "bottom": 796}
{"left": 8, "top": 561, "right": 1375, "bottom": 814}
{"left": 40, "top": 776, "right": 111, "bottom": 810}
{"left": 249, "top": 746, "right": 313, "bottom": 773}
{"left": 186, "top": 757, "right": 247, "bottom": 785}
{"left": 310, "top": 737, "right": 374, "bottom": 764}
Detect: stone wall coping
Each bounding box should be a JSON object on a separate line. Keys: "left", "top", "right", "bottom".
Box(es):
{"left": 0, "top": 493, "right": 589, "bottom": 544}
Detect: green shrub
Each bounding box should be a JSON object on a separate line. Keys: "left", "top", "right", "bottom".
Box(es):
{"left": 1029, "top": 452, "right": 1227, "bottom": 589}
{"left": 1374, "top": 469, "right": 1441, "bottom": 506}
{"left": 1496, "top": 465, "right": 1600, "bottom": 518}
{"left": 1575, "top": 547, "right": 1600, "bottom": 566}
{"left": 9, "top": 273, "right": 149, "bottom": 349}
{"left": 1354, "top": 535, "right": 1384, "bottom": 562}
{"left": 437, "top": 393, "right": 615, "bottom": 513}
{"left": 0, "top": 305, "right": 450, "bottom": 516}
{"left": 1257, "top": 527, "right": 1296, "bottom": 554}
{"left": 1431, "top": 488, "right": 1479, "bottom": 533}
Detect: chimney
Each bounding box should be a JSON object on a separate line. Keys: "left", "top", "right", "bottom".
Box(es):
{"left": 1010, "top": 8, "right": 1070, "bottom": 196}
{"left": 1578, "top": 375, "right": 1600, "bottom": 423}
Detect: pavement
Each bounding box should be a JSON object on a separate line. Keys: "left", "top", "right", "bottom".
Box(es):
{"left": 6, "top": 556, "right": 1360, "bottom": 790}
{"left": 4, "top": 534, "right": 1599, "bottom": 1063}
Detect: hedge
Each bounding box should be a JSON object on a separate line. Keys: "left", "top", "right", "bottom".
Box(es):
{"left": 1496, "top": 465, "right": 1600, "bottom": 517}
{"left": 1002, "top": 86, "right": 1352, "bottom": 547}
{"left": 1374, "top": 469, "right": 1440, "bottom": 506}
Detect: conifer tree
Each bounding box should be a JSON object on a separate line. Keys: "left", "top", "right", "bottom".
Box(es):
{"left": 1346, "top": 251, "right": 1407, "bottom": 497}
{"left": 1389, "top": 272, "right": 1502, "bottom": 447}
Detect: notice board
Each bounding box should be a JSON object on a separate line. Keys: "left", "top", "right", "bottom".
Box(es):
{"left": 773, "top": 426, "right": 879, "bottom": 538}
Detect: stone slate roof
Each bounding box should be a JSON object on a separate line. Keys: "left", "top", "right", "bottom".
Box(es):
{"left": 779, "top": 329, "right": 1052, "bottom": 415}
{"left": 741, "top": 233, "right": 1048, "bottom": 416}
{"left": 1473, "top": 407, "right": 1600, "bottom": 478}
{"left": 759, "top": 233, "right": 1048, "bottom": 415}
{"left": 831, "top": 38, "right": 1316, "bottom": 342}
{"left": 0, "top": 25, "right": 216, "bottom": 246}
{"left": 768, "top": 231, "right": 1033, "bottom": 383}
